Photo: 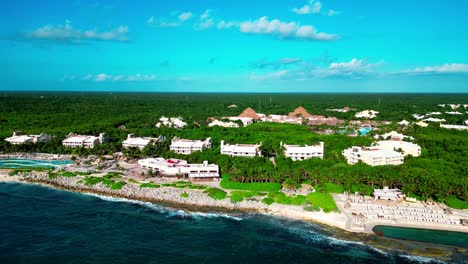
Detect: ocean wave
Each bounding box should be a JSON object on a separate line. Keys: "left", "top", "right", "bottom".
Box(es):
{"left": 271, "top": 219, "right": 390, "bottom": 258}
{"left": 84, "top": 192, "right": 243, "bottom": 221}
{"left": 399, "top": 254, "right": 447, "bottom": 264}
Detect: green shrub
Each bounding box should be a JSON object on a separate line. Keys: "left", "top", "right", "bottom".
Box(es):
{"left": 111, "top": 181, "right": 126, "bottom": 190}
{"left": 180, "top": 192, "right": 189, "bottom": 198}
{"left": 128, "top": 179, "right": 139, "bottom": 184}
{"left": 75, "top": 171, "right": 90, "bottom": 176}
{"left": 262, "top": 197, "right": 274, "bottom": 205}
{"left": 83, "top": 177, "right": 104, "bottom": 186}
{"left": 203, "top": 188, "right": 227, "bottom": 200}
{"left": 61, "top": 172, "right": 76, "bottom": 177}
{"left": 140, "top": 182, "right": 160, "bottom": 188}
{"left": 48, "top": 172, "right": 59, "bottom": 179}
{"left": 8, "top": 169, "right": 32, "bottom": 176}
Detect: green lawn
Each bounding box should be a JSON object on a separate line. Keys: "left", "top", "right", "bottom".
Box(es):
{"left": 111, "top": 181, "right": 126, "bottom": 190}
{"left": 445, "top": 196, "right": 468, "bottom": 209}
{"left": 229, "top": 191, "right": 265, "bottom": 203}
{"left": 61, "top": 172, "right": 76, "bottom": 177}
{"left": 220, "top": 174, "right": 281, "bottom": 192}
{"left": 267, "top": 192, "right": 307, "bottom": 205}
{"left": 140, "top": 182, "right": 160, "bottom": 188}
{"left": 180, "top": 192, "right": 189, "bottom": 198}
{"left": 203, "top": 188, "right": 227, "bottom": 200}
{"left": 306, "top": 192, "right": 339, "bottom": 212}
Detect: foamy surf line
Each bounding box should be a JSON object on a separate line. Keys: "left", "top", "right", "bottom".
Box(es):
{"left": 274, "top": 219, "right": 392, "bottom": 258}
{"left": 84, "top": 192, "right": 243, "bottom": 221}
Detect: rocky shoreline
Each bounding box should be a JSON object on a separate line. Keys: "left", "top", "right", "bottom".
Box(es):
{"left": 1, "top": 172, "right": 349, "bottom": 231}
{"left": 2, "top": 173, "right": 468, "bottom": 261}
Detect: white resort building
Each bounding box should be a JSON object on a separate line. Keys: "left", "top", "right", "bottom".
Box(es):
{"left": 122, "top": 134, "right": 166, "bottom": 150}
{"left": 208, "top": 119, "right": 240, "bottom": 128}
{"left": 373, "top": 140, "right": 421, "bottom": 157}
{"left": 373, "top": 187, "right": 405, "bottom": 201}
{"left": 220, "top": 140, "right": 262, "bottom": 157}
{"left": 342, "top": 146, "right": 404, "bottom": 166}
{"left": 62, "top": 133, "right": 108, "bottom": 148}
{"left": 5, "top": 132, "right": 51, "bottom": 145}
{"left": 376, "top": 131, "right": 414, "bottom": 141}
{"left": 170, "top": 137, "right": 212, "bottom": 155}
{"left": 155, "top": 116, "right": 187, "bottom": 129}
{"left": 282, "top": 142, "right": 324, "bottom": 160}
{"left": 440, "top": 124, "right": 468, "bottom": 130}
{"left": 397, "top": 120, "right": 410, "bottom": 126}
{"left": 355, "top": 110, "right": 379, "bottom": 119}
{"left": 226, "top": 117, "right": 253, "bottom": 126}
{"left": 138, "top": 158, "right": 220, "bottom": 181}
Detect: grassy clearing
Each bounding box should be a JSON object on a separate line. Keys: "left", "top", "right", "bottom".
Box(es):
{"left": 103, "top": 173, "right": 122, "bottom": 180}
{"left": 83, "top": 176, "right": 105, "bottom": 186}
{"left": 306, "top": 192, "right": 338, "bottom": 213}
{"left": 140, "top": 182, "right": 160, "bottom": 188}
{"left": 445, "top": 196, "right": 468, "bottom": 209}
{"left": 158, "top": 181, "right": 206, "bottom": 190}
{"left": 229, "top": 191, "right": 265, "bottom": 203}
{"left": 267, "top": 192, "right": 307, "bottom": 205}
{"left": 48, "top": 172, "right": 59, "bottom": 179}
{"left": 8, "top": 169, "right": 32, "bottom": 176}
{"left": 128, "top": 178, "right": 139, "bottom": 184}
{"left": 61, "top": 172, "right": 76, "bottom": 177}
{"left": 220, "top": 174, "right": 281, "bottom": 192}
{"left": 111, "top": 181, "right": 126, "bottom": 190}
{"left": 203, "top": 188, "right": 227, "bottom": 200}
{"left": 315, "top": 182, "right": 344, "bottom": 194}
{"left": 180, "top": 192, "right": 189, "bottom": 198}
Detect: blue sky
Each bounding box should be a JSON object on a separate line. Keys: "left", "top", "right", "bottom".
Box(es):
{"left": 1, "top": 0, "right": 468, "bottom": 92}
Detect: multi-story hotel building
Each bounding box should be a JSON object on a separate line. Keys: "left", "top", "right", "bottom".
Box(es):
{"left": 170, "top": 137, "right": 212, "bottom": 155}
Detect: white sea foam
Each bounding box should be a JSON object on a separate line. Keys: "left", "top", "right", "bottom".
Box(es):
{"left": 400, "top": 254, "right": 446, "bottom": 264}
{"left": 84, "top": 192, "right": 243, "bottom": 221}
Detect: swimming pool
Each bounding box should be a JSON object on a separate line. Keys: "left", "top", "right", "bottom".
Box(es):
{"left": 359, "top": 127, "right": 372, "bottom": 135}
{"left": 0, "top": 159, "right": 72, "bottom": 169}
{"left": 373, "top": 225, "right": 467, "bottom": 247}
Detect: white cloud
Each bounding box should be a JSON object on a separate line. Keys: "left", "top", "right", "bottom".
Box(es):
{"left": 95, "top": 73, "right": 112, "bottom": 82}
{"left": 250, "top": 70, "right": 289, "bottom": 81}
{"left": 148, "top": 11, "right": 193, "bottom": 27}
{"left": 250, "top": 57, "right": 303, "bottom": 69}
{"left": 197, "top": 19, "right": 214, "bottom": 30}
{"left": 82, "top": 74, "right": 93, "bottom": 81}
{"left": 178, "top": 12, "right": 193, "bottom": 22}
{"left": 217, "top": 20, "right": 238, "bottom": 29}
{"left": 399, "top": 63, "right": 468, "bottom": 74}
{"left": 25, "top": 20, "right": 129, "bottom": 44}
{"left": 239, "top": 16, "right": 338, "bottom": 41}
{"left": 79, "top": 73, "right": 157, "bottom": 82}
{"left": 250, "top": 58, "right": 381, "bottom": 81}
{"left": 317, "top": 58, "right": 381, "bottom": 77}
{"left": 195, "top": 9, "right": 215, "bottom": 30}
{"left": 200, "top": 10, "right": 212, "bottom": 20}
{"left": 293, "top": 1, "right": 322, "bottom": 15}
{"left": 327, "top": 9, "right": 341, "bottom": 16}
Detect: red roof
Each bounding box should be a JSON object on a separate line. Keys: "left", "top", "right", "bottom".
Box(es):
{"left": 288, "top": 106, "right": 313, "bottom": 118}
{"left": 239, "top": 107, "right": 260, "bottom": 119}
